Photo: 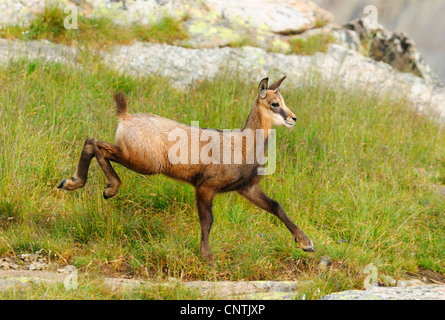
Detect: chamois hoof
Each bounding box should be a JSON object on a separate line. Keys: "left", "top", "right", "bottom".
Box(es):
{"left": 302, "top": 245, "right": 316, "bottom": 253}
{"left": 103, "top": 184, "right": 119, "bottom": 199}
{"left": 57, "top": 177, "right": 84, "bottom": 191}
{"left": 57, "top": 179, "right": 67, "bottom": 189}
{"left": 296, "top": 237, "right": 316, "bottom": 253}
{"left": 200, "top": 252, "right": 214, "bottom": 265}
{"left": 103, "top": 191, "right": 115, "bottom": 199}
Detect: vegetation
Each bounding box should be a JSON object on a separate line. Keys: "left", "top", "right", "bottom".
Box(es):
{"left": 288, "top": 33, "right": 337, "bottom": 55}
{"left": 0, "top": 276, "right": 213, "bottom": 299}
{"left": 0, "top": 4, "right": 189, "bottom": 48}
{"left": 0, "top": 55, "right": 444, "bottom": 299}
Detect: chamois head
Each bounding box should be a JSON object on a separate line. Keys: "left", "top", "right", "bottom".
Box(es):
{"left": 257, "top": 76, "right": 296, "bottom": 128}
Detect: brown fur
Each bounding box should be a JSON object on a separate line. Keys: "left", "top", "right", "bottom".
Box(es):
{"left": 114, "top": 92, "right": 127, "bottom": 117}
{"left": 57, "top": 77, "right": 315, "bottom": 258}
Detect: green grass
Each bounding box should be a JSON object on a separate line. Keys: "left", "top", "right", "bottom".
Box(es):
{"left": 288, "top": 33, "right": 337, "bottom": 55}
{"left": 0, "top": 58, "right": 444, "bottom": 299}
{"left": 226, "top": 33, "right": 336, "bottom": 56}
{"left": 0, "top": 3, "right": 188, "bottom": 48}
{"left": 0, "top": 276, "right": 213, "bottom": 300}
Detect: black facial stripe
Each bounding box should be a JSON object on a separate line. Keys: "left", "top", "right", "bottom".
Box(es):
{"left": 271, "top": 106, "right": 289, "bottom": 119}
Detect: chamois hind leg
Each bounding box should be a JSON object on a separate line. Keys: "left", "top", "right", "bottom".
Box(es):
{"left": 195, "top": 187, "right": 216, "bottom": 259}
{"left": 58, "top": 137, "right": 122, "bottom": 199}
{"left": 237, "top": 184, "right": 315, "bottom": 252}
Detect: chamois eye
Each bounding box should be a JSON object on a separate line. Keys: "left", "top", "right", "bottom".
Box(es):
{"left": 271, "top": 102, "right": 280, "bottom": 108}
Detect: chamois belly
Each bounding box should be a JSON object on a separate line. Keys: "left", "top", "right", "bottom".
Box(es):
{"left": 213, "top": 165, "right": 261, "bottom": 192}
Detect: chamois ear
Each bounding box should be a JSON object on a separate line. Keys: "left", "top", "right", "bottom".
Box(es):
{"left": 258, "top": 78, "right": 269, "bottom": 99}
{"left": 268, "top": 75, "right": 286, "bottom": 91}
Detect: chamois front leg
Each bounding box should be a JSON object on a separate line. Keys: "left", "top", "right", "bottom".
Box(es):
{"left": 237, "top": 184, "right": 315, "bottom": 252}
{"left": 195, "top": 187, "right": 216, "bottom": 259}
{"left": 57, "top": 137, "right": 122, "bottom": 199}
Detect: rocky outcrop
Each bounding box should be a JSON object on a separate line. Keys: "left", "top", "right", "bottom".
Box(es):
{"left": 0, "top": 35, "right": 444, "bottom": 123}
{"left": 103, "top": 41, "right": 445, "bottom": 122}
{"left": 344, "top": 18, "right": 441, "bottom": 86}
{"left": 0, "top": 0, "right": 441, "bottom": 88}
{"left": 314, "top": 0, "right": 445, "bottom": 83}
{"left": 0, "top": 0, "right": 333, "bottom": 51}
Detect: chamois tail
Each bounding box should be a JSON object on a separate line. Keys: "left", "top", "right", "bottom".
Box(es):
{"left": 114, "top": 93, "right": 128, "bottom": 118}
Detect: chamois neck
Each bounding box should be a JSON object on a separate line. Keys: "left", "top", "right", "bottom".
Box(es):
{"left": 243, "top": 97, "right": 272, "bottom": 134}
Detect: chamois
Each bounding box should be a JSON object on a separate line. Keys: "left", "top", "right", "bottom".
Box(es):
{"left": 57, "top": 76, "right": 315, "bottom": 258}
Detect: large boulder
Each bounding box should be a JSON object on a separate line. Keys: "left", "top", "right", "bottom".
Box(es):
{"left": 0, "top": 0, "right": 333, "bottom": 53}
{"left": 344, "top": 18, "right": 441, "bottom": 86}
{"left": 203, "top": 0, "right": 333, "bottom": 35}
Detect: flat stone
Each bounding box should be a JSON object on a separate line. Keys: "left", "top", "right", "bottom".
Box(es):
{"left": 320, "top": 285, "right": 445, "bottom": 300}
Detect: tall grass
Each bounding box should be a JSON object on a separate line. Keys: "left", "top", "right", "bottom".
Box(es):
{"left": 0, "top": 58, "right": 444, "bottom": 299}
{"left": 0, "top": 4, "right": 188, "bottom": 48}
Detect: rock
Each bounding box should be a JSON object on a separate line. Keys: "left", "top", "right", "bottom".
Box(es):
{"left": 1, "top": 36, "right": 444, "bottom": 122}
{"left": 58, "top": 265, "right": 77, "bottom": 274}
{"left": 314, "top": 0, "right": 445, "bottom": 83}
{"left": 0, "top": 0, "right": 440, "bottom": 86}
{"left": 319, "top": 256, "right": 331, "bottom": 268}
{"left": 103, "top": 41, "right": 445, "bottom": 121}
{"left": 320, "top": 284, "right": 445, "bottom": 300}
{"left": 0, "top": 270, "right": 67, "bottom": 291}
{"left": 379, "top": 275, "right": 397, "bottom": 287}
{"left": 0, "top": 0, "right": 44, "bottom": 26}
{"left": 344, "top": 18, "right": 441, "bottom": 86}
{"left": 0, "top": 38, "right": 78, "bottom": 65}
{"left": 396, "top": 279, "right": 428, "bottom": 287}
{"left": 204, "top": 0, "right": 333, "bottom": 35}
{"left": 20, "top": 253, "right": 39, "bottom": 262}
{"left": 183, "top": 280, "right": 298, "bottom": 299}
{"left": 28, "top": 261, "right": 47, "bottom": 271}
{"left": 296, "top": 24, "right": 362, "bottom": 52}
{"left": 0, "top": 0, "right": 333, "bottom": 54}
{"left": 104, "top": 278, "right": 299, "bottom": 299}
{"left": 86, "top": 0, "right": 197, "bottom": 24}
{"left": 87, "top": 0, "right": 333, "bottom": 34}
{"left": 0, "top": 257, "right": 19, "bottom": 271}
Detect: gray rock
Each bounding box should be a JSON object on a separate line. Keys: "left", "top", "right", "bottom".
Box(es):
{"left": 344, "top": 18, "right": 442, "bottom": 87}
{"left": 313, "top": 0, "right": 445, "bottom": 83}
{"left": 28, "top": 261, "right": 47, "bottom": 271}
{"left": 0, "top": 0, "right": 44, "bottom": 26}
{"left": 379, "top": 275, "right": 397, "bottom": 287}
{"left": 1, "top": 37, "right": 444, "bottom": 122}
{"left": 0, "top": 38, "right": 78, "bottom": 66}
{"left": 320, "top": 285, "right": 445, "bottom": 300}
{"left": 0, "top": 0, "right": 333, "bottom": 55}
{"left": 103, "top": 41, "right": 445, "bottom": 122}
{"left": 104, "top": 278, "right": 299, "bottom": 299}
{"left": 396, "top": 279, "right": 428, "bottom": 287}
{"left": 204, "top": 0, "right": 333, "bottom": 35}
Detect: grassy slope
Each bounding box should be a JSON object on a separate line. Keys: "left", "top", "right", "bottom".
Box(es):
{"left": 0, "top": 4, "right": 188, "bottom": 48}
{"left": 0, "top": 57, "right": 444, "bottom": 299}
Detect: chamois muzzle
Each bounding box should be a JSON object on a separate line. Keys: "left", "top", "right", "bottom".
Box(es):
{"left": 284, "top": 116, "right": 297, "bottom": 127}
